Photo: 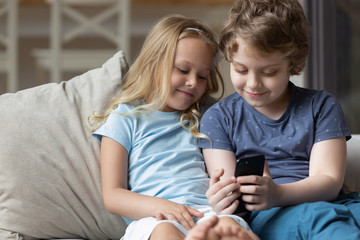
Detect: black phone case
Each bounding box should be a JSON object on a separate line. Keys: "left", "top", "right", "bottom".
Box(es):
{"left": 235, "top": 155, "right": 265, "bottom": 177}
{"left": 234, "top": 155, "right": 265, "bottom": 214}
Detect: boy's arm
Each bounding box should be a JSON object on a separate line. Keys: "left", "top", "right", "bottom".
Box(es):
{"left": 274, "top": 137, "right": 346, "bottom": 206}
{"left": 202, "top": 148, "right": 242, "bottom": 214}
{"left": 204, "top": 138, "right": 347, "bottom": 212}
{"left": 100, "top": 136, "right": 203, "bottom": 230}
{"left": 203, "top": 148, "right": 237, "bottom": 179}
{"left": 240, "top": 137, "right": 347, "bottom": 210}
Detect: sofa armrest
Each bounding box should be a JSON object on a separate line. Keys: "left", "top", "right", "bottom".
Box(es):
{"left": 344, "top": 134, "right": 360, "bottom": 193}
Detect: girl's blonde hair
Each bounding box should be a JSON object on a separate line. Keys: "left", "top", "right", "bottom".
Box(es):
{"left": 89, "top": 15, "right": 224, "bottom": 138}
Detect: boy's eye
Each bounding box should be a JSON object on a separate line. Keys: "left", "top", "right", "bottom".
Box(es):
{"left": 262, "top": 71, "right": 277, "bottom": 76}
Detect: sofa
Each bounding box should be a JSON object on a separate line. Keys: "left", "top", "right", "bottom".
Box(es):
{"left": 0, "top": 51, "right": 359, "bottom": 239}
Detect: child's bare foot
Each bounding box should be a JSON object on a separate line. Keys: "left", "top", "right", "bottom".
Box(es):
{"left": 213, "top": 225, "right": 260, "bottom": 240}
{"left": 211, "top": 216, "right": 260, "bottom": 240}
{"left": 185, "top": 216, "right": 219, "bottom": 240}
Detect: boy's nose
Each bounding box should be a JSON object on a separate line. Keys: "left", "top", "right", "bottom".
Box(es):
{"left": 247, "top": 73, "right": 261, "bottom": 89}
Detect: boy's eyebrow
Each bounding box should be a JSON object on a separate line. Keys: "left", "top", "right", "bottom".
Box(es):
{"left": 232, "top": 60, "right": 282, "bottom": 68}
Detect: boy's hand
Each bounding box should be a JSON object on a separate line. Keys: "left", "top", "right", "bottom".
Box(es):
{"left": 206, "top": 169, "right": 241, "bottom": 214}
{"left": 155, "top": 198, "right": 204, "bottom": 230}
{"left": 238, "top": 161, "right": 278, "bottom": 211}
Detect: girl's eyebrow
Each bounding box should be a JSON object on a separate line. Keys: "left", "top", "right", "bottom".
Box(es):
{"left": 231, "top": 61, "right": 245, "bottom": 67}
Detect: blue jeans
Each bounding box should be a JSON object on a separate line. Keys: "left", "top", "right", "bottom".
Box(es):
{"left": 250, "top": 192, "right": 360, "bottom": 240}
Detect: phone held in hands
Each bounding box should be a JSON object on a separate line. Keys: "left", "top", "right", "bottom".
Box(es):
{"left": 235, "top": 155, "right": 265, "bottom": 178}
{"left": 234, "top": 155, "right": 265, "bottom": 214}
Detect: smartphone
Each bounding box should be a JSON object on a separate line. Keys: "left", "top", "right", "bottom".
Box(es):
{"left": 235, "top": 154, "right": 265, "bottom": 178}
{"left": 234, "top": 155, "right": 265, "bottom": 214}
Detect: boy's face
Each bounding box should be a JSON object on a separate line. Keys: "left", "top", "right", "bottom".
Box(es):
{"left": 229, "top": 37, "right": 292, "bottom": 119}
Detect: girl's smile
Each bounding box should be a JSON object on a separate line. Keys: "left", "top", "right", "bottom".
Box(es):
{"left": 176, "top": 89, "right": 194, "bottom": 98}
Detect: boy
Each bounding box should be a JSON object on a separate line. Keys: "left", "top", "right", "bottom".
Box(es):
{"left": 199, "top": 0, "right": 360, "bottom": 239}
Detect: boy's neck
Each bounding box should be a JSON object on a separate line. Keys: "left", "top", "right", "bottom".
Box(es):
{"left": 253, "top": 84, "right": 292, "bottom": 120}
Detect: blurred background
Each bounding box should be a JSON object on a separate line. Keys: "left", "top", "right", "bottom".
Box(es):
{"left": 0, "top": 0, "right": 359, "bottom": 133}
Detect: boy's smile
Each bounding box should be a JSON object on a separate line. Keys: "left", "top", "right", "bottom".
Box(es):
{"left": 230, "top": 37, "right": 292, "bottom": 120}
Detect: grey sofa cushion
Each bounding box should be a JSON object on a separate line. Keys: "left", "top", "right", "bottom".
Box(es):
{"left": 345, "top": 135, "right": 360, "bottom": 193}
{"left": 0, "top": 51, "right": 128, "bottom": 239}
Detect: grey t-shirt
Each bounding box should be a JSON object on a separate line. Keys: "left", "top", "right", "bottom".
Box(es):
{"left": 198, "top": 82, "right": 351, "bottom": 184}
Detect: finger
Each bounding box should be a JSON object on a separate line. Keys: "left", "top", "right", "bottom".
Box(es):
{"left": 179, "top": 216, "right": 193, "bottom": 230}
{"left": 244, "top": 201, "right": 265, "bottom": 212}
{"left": 263, "top": 161, "right": 271, "bottom": 177}
{"left": 209, "top": 168, "right": 224, "bottom": 186}
{"left": 240, "top": 183, "right": 259, "bottom": 194}
{"left": 176, "top": 206, "right": 201, "bottom": 230}
{"left": 187, "top": 207, "right": 204, "bottom": 218}
{"left": 207, "top": 181, "right": 240, "bottom": 206}
{"left": 241, "top": 193, "right": 259, "bottom": 204}
{"left": 207, "top": 176, "right": 238, "bottom": 197}
{"left": 220, "top": 198, "right": 240, "bottom": 214}
{"left": 239, "top": 175, "right": 264, "bottom": 186}
{"left": 177, "top": 211, "right": 196, "bottom": 230}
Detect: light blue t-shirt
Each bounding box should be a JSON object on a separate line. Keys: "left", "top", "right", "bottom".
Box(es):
{"left": 93, "top": 104, "right": 209, "bottom": 224}
{"left": 198, "top": 82, "right": 351, "bottom": 184}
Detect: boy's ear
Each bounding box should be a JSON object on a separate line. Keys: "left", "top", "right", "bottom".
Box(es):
{"left": 289, "top": 61, "right": 304, "bottom": 75}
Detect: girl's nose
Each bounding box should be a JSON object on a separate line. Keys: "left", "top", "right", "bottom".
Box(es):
{"left": 186, "top": 74, "right": 197, "bottom": 87}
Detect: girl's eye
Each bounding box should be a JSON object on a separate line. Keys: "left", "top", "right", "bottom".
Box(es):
{"left": 235, "top": 69, "right": 248, "bottom": 74}
{"left": 198, "top": 75, "right": 208, "bottom": 80}
{"left": 178, "top": 68, "right": 188, "bottom": 74}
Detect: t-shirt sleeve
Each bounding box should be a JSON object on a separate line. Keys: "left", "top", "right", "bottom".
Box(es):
{"left": 92, "top": 105, "right": 133, "bottom": 153}
{"left": 313, "top": 91, "right": 351, "bottom": 142}
{"left": 198, "top": 104, "right": 234, "bottom": 152}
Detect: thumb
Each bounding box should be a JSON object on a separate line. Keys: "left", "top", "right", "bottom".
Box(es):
{"left": 263, "top": 161, "right": 272, "bottom": 177}
{"left": 209, "top": 168, "right": 224, "bottom": 186}
{"left": 156, "top": 213, "right": 165, "bottom": 221}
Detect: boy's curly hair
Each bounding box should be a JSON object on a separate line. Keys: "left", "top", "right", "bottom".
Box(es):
{"left": 220, "top": 0, "right": 310, "bottom": 75}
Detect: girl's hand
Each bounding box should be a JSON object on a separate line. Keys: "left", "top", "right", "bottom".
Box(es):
{"left": 206, "top": 169, "right": 241, "bottom": 214}
{"left": 238, "top": 161, "right": 279, "bottom": 211}
{"left": 155, "top": 198, "right": 204, "bottom": 230}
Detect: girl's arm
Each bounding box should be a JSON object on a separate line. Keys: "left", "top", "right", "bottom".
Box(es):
{"left": 100, "top": 136, "right": 203, "bottom": 230}
{"left": 240, "top": 137, "right": 347, "bottom": 210}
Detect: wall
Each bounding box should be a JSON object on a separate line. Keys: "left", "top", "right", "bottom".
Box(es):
{"left": 0, "top": 1, "right": 305, "bottom": 96}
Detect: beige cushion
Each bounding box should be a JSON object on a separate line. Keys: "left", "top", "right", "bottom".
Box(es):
{"left": 345, "top": 134, "right": 360, "bottom": 193}
{"left": 0, "top": 51, "right": 128, "bottom": 239}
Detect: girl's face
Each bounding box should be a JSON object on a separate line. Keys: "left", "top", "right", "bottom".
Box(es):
{"left": 162, "top": 37, "right": 213, "bottom": 112}
{"left": 230, "top": 37, "right": 292, "bottom": 119}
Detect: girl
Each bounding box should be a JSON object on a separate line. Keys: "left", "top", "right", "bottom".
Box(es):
{"left": 89, "top": 15, "right": 258, "bottom": 240}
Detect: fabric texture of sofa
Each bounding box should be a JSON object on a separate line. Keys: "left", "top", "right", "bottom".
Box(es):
{"left": 0, "top": 50, "right": 359, "bottom": 239}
